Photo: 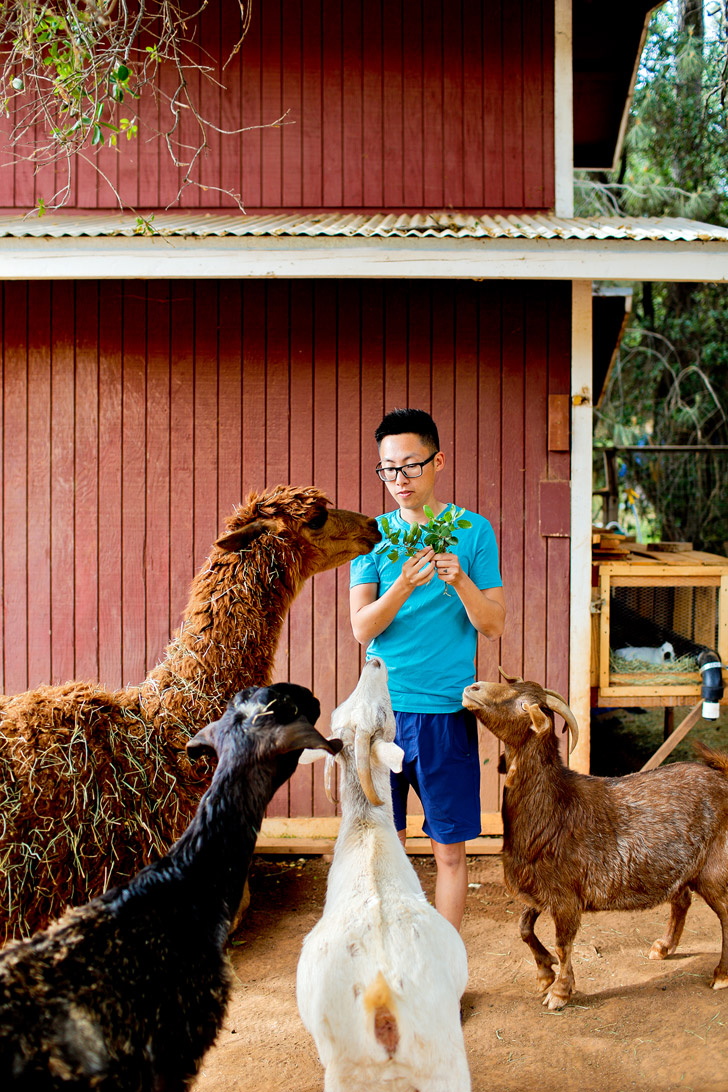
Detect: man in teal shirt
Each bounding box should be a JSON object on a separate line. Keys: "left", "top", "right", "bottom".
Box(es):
{"left": 350, "top": 408, "right": 505, "bottom": 931}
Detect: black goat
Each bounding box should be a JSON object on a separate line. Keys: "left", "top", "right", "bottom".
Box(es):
{"left": 0, "top": 682, "right": 341, "bottom": 1090}
{"left": 463, "top": 672, "right": 728, "bottom": 1010}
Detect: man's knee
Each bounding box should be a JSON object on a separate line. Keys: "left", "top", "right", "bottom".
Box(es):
{"left": 431, "top": 840, "right": 466, "bottom": 871}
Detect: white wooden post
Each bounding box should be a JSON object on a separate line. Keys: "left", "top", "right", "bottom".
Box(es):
{"left": 554, "top": 0, "right": 574, "bottom": 218}
{"left": 569, "top": 279, "right": 593, "bottom": 772}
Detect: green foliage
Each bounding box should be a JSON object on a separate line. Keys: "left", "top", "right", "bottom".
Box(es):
{"left": 376, "top": 507, "right": 472, "bottom": 563}
{"left": 587, "top": 1, "right": 728, "bottom": 554}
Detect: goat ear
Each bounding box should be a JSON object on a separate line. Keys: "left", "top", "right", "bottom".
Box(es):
{"left": 186, "top": 724, "right": 218, "bottom": 761}
{"left": 215, "top": 518, "right": 283, "bottom": 552}
{"left": 371, "top": 739, "right": 404, "bottom": 774}
{"left": 524, "top": 702, "right": 551, "bottom": 735}
{"left": 278, "top": 719, "right": 344, "bottom": 757}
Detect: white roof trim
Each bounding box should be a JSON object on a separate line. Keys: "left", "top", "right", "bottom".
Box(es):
{"left": 3, "top": 233, "right": 728, "bottom": 282}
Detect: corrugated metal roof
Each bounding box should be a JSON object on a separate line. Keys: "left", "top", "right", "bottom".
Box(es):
{"left": 2, "top": 211, "right": 728, "bottom": 242}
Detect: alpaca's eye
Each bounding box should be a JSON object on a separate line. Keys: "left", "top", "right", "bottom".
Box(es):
{"left": 307, "top": 510, "right": 329, "bottom": 531}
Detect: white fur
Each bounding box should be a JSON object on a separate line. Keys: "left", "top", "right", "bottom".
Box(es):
{"left": 296, "top": 659, "right": 471, "bottom": 1092}
{"left": 614, "top": 640, "right": 675, "bottom": 664}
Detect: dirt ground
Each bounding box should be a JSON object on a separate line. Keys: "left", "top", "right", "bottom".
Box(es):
{"left": 194, "top": 853, "right": 728, "bottom": 1092}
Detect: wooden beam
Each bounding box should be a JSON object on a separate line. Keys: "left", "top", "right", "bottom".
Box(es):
{"left": 4, "top": 236, "right": 728, "bottom": 283}
{"left": 569, "top": 280, "right": 593, "bottom": 773}
{"left": 254, "top": 835, "right": 504, "bottom": 857}
{"left": 640, "top": 702, "right": 704, "bottom": 771}
{"left": 554, "top": 0, "right": 574, "bottom": 216}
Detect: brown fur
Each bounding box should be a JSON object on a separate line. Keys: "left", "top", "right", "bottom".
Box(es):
{"left": 0, "top": 486, "right": 379, "bottom": 942}
{"left": 464, "top": 678, "right": 728, "bottom": 1009}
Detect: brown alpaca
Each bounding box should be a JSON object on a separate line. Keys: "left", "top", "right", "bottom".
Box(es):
{"left": 0, "top": 485, "right": 380, "bottom": 942}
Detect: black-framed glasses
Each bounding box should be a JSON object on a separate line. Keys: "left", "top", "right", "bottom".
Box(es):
{"left": 375, "top": 451, "right": 438, "bottom": 482}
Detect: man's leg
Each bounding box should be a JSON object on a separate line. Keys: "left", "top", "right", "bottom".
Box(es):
{"left": 430, "top": 838, "right": 468, "bottom": 931}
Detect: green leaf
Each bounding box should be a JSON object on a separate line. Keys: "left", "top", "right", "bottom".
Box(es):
{"left": 381, "top": 517, "right": 390, "bottom": 534}
{"left": 442, "top": 510, "right": 453, "bottom": 522}
{"left": 116, "top": 64, "right": 130, "bottom": 82}
{"left": 423, "top": 505, "right": 434, "bottom": 519}
{"left": 387, "top": 550, "right": 400, "bottom": 562}
{"left": 424, "top": 534, "right": 437, "bottom": 545}
{"left": 457, "top": 519, "right": 472, "bottom": 528}
{"left": 91, "top": 123, "right": 103, "bottom": 145}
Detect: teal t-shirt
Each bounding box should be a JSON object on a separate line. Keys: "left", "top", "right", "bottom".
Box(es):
{"left": 349, "top": 505, "right": 502, "bottom": 713}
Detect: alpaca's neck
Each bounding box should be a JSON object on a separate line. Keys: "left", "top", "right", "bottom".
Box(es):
{"left": 139, "top": 545, "right": 298, "bottom": 730}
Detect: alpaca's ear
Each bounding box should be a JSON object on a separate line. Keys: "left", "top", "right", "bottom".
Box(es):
{"left": 215, "top": 518, "right": 283, "bottom": 552}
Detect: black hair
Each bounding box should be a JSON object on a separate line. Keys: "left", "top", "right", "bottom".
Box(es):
{"left": 374, "top": 408, "right": 440, "bottom": 452}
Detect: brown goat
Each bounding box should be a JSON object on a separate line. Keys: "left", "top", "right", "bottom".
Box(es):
{"left": 1, "top": 485, "right": 379, "bottom": 942}
{"left": 463, "top": 673, "right": 728, "bottom": 1010}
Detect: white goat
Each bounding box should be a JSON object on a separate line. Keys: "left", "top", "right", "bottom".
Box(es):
{"left": 296, "top": 659, "right": 471, "bottom": 1092}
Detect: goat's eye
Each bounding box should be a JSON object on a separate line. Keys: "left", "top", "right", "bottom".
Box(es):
{"left": 307, "top": 510, "right": 329, "bottom": 531}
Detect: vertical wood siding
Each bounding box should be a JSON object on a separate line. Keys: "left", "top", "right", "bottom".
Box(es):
{"left": 0, "top": 279, "right": 570, "bottom": 817}
{"left": 0, "top": 0, "right": 554, "bottom": 212}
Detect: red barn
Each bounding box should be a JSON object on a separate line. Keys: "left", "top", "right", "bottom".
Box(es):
{"left": 2, "top": 0, "right": 728, "bottom": 847}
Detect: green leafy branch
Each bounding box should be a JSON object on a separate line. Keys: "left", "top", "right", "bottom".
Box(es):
{"left": 376, "top": 506, "right": 472, "bottom": 563}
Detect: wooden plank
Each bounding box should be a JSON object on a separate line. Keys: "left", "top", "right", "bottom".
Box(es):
{"left": 362, "top": 0, "right": 384, "bottom": 207}
{"left": 342, "top": 0, "right": 364, "bottom": 207}
{"left": 98, "top": 284, "right": 124, "bottom": 688}
{"left": 463, "top": 0, "right": 484, "bottom": 207}
{"left": 255, "top": 832, "right": 504, "bottom": 856}
{"left": 50, "top": 282, "right": 76, "bottom": 683}
{"left": 545, "top": 283, "right": 571, "bottom": 704}
{"left": 454, "top": 284, "right": 479, "bottom": 514}
{"left": 384, "top": 282, "right": 408, "bottom": 412}
{"left": 281, "top": 0, "right": 303, "bottom": 207}
{"left": 720, "top": 575, "right": 728, "bottom": 666}
{"left": 523, "top": 284, "right": 547, "bottom": 683}
{"left": 600, "top": 685, "right": 704, "bottom": 699}
{"left": 499, "top": 284, "right": 525, "bottom": 676}
{"left": 26, "top": 282, "right": 52, "bottom": 687}
{"left": 312, "top": 281, "right": 339, "bottom": 817}
{"left": 640, "top": 702, "right": 703, "bottom": 771}
{"left": 287, "top": 282, "right": 315, "bottom": 820}
{"left": 241, "top": 281, "right": 267, "bottom": 496}
{"left": 336, "top": 282, "right": 362, "bottom": 709}
{"left": 301, "top": 0, "right": 323, "bottom": 207}
{"left": 219, "top": 0, "right": 243, "bottom": 207}
{"left": 121, "top": 283, "right": 147, "bottom": 684}
{"left": 431, "top": 283, "right": 455, "bottom": 504}
{"left": 476, "top": 283, "right": 502, "bottom": 689}
{"left": 406, "top": 285, "right": 432, "bottom": 412}
{"left": 382, "top": 0, "right": 404, "bottom": 207}
{"left": 359, "top": 282, "right": 386, "bottom": 522}
{"left": 74, "top": 282, "right": 100, "bottom": 681}
{"left": 522, "top": 0, "right": 544, "bottom": 206}
{"left": 442, "top": 0, "right": 464, "bottom": 208}
{"left": 145, "top": 282, "right": 171, "bottom": 671}
{"left": 169, "top": 284, "right": 195, "bottom": 635}
{"left": 198, "top": 0, "right": 222, "bottom": 208}
{"left": 260, "top": 0, "right": 283, "bottom": 208}
{"left": 3, "top": 283, "right": 29, "bottom": 694}
{"left": 402, "top": 0, "right": 424, "bottom": 207}
{"left": 322, "top": 0, "right": 343, "bottom": 207}
{"left": 502, "top": 0, "right": 524, "bottom": 208}
{"left": 240, "top": 0, "right": 262, "bottom": 208}
{"left": 541, "top": 0, "right": 555, "bottom": 208}
{"left": 483, "top": 0, "right": 504, "bottom": 206}
{"left": 422, "top": 0, "right": 443, "bottom": 208}
{"left": 217, "top": 282, "right": 243, "bottom": 517}
{"left": 193, "top": 281, "right": 219, "bottom": 567}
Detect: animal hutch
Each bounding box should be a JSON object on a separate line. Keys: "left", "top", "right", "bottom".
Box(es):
{"left": 591, "top": 537, "right": 728, "bottom": 767}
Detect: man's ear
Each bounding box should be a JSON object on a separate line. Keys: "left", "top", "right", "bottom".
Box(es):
{"left": 434, "top": 451, "right": 445, "bottom": 473}
{"left": 215, "top": 518, "right": 283, "bottom": 552}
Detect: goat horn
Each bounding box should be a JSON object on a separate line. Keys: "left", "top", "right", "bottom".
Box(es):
{"left": 324, "top": 753, "right": 338, "bottom": 805}
{"left": 355, "top": 731, "right": 384, "bottom": 807}
{"left": 499, "top": 666, "right": 524, "bottom": 684}
{"left": 543, "top": 693, "right": 580, "bottom": 753}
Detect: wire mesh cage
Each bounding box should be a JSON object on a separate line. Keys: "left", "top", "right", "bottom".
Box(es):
{"left": 593, "top": 562, "right": 728, "bottom": 704}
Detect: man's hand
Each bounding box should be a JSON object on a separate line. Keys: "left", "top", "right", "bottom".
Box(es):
{"left": 400, "top": 547, "right": 436, "bottom": 589}
{"left": 434, "top": 552, "right": 462, "bottom": 587}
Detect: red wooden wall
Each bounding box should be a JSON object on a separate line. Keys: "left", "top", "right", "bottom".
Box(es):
{"left": 1, "top": 0, "right": 554, "bottom": 213}
{"left": 0, "top": 278, "right": 570, "bottom": 816}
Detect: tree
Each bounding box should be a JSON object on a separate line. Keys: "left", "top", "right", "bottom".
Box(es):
{"left": 0, "top": 0, "right": 255, "bottom": 211}
{"left": 579, "top": 0, "right": 728, "bottom": 552}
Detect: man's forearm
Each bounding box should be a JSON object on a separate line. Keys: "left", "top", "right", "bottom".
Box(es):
{"left": 453, "top": 574, "right": 506, "bottom": 639}
{"left": 351, "top": 579, "right": 412, "bottom": 644}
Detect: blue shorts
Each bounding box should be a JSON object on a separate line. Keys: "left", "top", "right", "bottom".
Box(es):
{"left": 390, "top": 709, "right": 482, "bottom": 845}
